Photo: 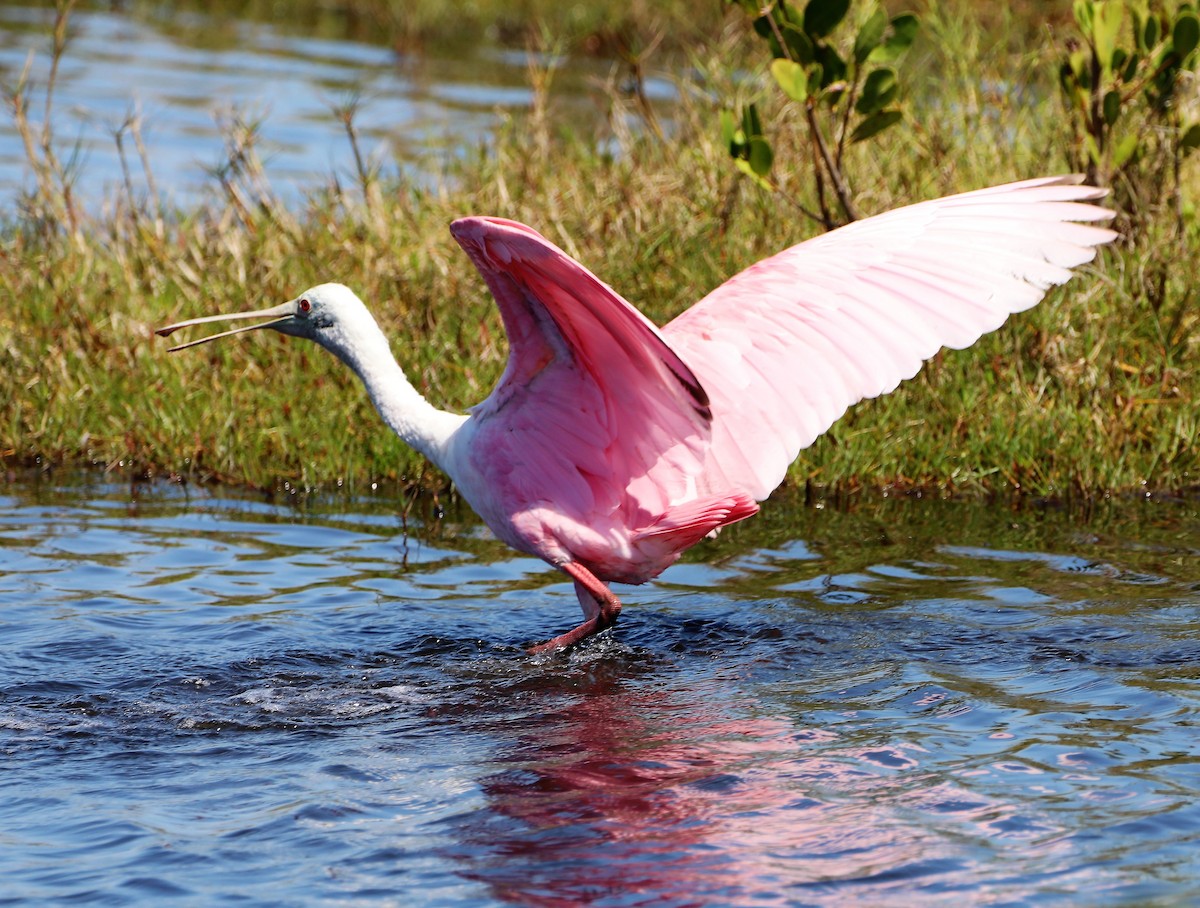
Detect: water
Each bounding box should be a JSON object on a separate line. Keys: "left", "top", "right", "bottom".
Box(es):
{"left": 1, "top": 476, "right": 1197, "bottom": 905}
{"left": 0, "top": 4, "right": 672, "bottom": 209}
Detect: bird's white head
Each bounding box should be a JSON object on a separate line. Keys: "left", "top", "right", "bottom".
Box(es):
{"left": 156, "top": 282, "right": 379, "bottom": 362}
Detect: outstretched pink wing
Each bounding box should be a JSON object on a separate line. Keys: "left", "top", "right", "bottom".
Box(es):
{"left": 664, "top": 176, "right": 1118, "bottom": 501}
{"left": 450, "top": 217, "right": 713, "bottom": 533}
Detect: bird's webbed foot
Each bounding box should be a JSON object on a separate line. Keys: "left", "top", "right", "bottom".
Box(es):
{"left": 526, "top": 561, "right": 622, "bottom": 654}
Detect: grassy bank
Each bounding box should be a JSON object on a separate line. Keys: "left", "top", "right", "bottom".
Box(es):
{"left": 2, "top": 2, "right": 1196, "bottom": 498}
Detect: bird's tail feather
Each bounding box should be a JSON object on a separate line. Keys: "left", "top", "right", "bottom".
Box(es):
{"left": 636, "top": 493, "right": 759, "bottom": 556}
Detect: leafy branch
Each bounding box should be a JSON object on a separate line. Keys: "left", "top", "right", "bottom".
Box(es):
{"left": 1059, "top": 0, "right": 1200, "bottom": 231}
{"left": 722, "top": 0, "right": 918, "bottom": 230}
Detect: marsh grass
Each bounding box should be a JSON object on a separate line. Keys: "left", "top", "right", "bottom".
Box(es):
{"left": 1, "top": 2, "right": 1196, "bottom": 498}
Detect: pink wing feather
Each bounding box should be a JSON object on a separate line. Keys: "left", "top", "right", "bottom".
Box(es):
{"left": 664, "top": 175, "right": 1118, "bottom": 501}
{"left": 449, "top": 217, "right": 715, "bottom": 535}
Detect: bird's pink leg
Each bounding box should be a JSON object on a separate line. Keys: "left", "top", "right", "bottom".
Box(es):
{"left": 527, "top": 562, "right": 623, "bottom": 654}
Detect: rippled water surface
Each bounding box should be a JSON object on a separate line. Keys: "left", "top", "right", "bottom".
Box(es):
{"left": 2, "top": 477, "right": 1198, "bottom": 905}
{"left": 1, "top": 4, "right": 668, "bottom": 207}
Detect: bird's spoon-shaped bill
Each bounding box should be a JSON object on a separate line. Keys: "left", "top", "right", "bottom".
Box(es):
{"left": 155, "top": 301, "right": 297, "bottom": 352}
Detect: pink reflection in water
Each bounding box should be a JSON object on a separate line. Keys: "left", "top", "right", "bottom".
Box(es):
{"left": 450, "top": 678, "right": 984, "bottom": 905}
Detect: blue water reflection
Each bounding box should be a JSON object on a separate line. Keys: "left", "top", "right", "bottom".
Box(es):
{"left": 0, "top": 5, "right": 635, "bottom": 209}
{"left": 0, "top": 478, "right": 1197, "bottom": 904}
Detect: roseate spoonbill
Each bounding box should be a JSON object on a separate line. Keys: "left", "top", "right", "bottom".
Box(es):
{"left": 157, "top": 175, "right": 1116, "bottom": 653}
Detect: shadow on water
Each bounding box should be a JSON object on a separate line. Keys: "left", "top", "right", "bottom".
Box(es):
{"left": 0, "top": 474, "right": 1198, "bottom": 904}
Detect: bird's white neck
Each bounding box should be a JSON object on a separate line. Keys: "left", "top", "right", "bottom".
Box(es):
{"left": 321, "top": 318, "right": 466, "bottom": 471}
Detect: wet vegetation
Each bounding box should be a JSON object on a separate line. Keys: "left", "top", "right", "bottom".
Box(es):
{"left": 2, "top": 0, "right": 1197, "bottom": 499}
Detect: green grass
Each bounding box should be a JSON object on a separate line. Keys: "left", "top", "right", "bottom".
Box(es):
{"left": 2, "top": 2, "right": 1196, "bottom": 498}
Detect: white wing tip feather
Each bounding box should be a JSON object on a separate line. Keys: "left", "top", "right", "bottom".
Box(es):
{"left": 666, "top": 175, "right": 1119, "bottom": 504}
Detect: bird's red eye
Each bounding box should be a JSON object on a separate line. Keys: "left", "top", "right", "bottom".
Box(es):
{"left": 299, "top": 298, "right": 311, "bottom": 313}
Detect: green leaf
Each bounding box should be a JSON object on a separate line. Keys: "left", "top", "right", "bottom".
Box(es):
{"left": 735, "top": 158, "right": 774, "bottom": 191}
{"left": 1152, "top": 40, "right": 1176, "bottom": 72}
{"left": 856, "top": 67, "right": 898, "bottom": 115}
{"left": 719, "top": 109, "right": 739, "bottom": 150}
{"left": 808, "top": 63, "right": 826, "bottom": 95}
{"left": 1103, "top": 88, "right": 1122, "bottom": 125}
{"left": 1092, "top": 0, "right": 1125, "bottom": 74}
{"left": 1131, "top": 8, "right": 1145, "bottom": 51}
{"left": 814, "top": 42, "right": 847, "bottom": 87}
{"left": 1173, "top": 11, "right": 1200, "bottom": 62}
{"left": 803, "top": 0, "right": 850, "bottom": 39}
{"left": 1142, "top": 11, "right": 1158, "bottom": 51}
{"left": 727, "top": 102, "right": 774, "bottom": 187}
{"left": 752, "top": 14, "right": 785, "bottom": 58}
{"left": 869, "top": 13, "right": 919, "bottom": 63}
{"left": 742, "top": 102, "right": 764, "bottom": 140}
{"left": 774, "top": 0, "right": 802, "bottom": 27}
{"left": 854, "top": 8, "right": 888, "bottom": 64}
{"left": 770, "top": 58, "right": 810, "bottom": 103}
{"left": 1084, "top": 132, "right": 1102, "bottom": 165}
{"left": 1112, "top": 132, "right": 1138, "bottom": 167}
{"left": 1074, "top": 0, "right": 1095, "bottom": 36}
{"left": 850, "top": 108, "right": 902, "bottom": 143}
{"left": 1122, "top": 50, "right": 1141, "bottom": 82}
{"left": 1181, "top": 122, "right": 1200, "bottom": 153}
{"left": 781, "top": 21, "right": 816, "bottom": 64}
{"left": 747, "top": 135, "right": 774, "bottom": 176}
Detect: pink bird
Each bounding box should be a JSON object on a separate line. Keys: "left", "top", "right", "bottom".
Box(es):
{"left": 157, "top": 175, "right": 1116, "bottom": 653}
